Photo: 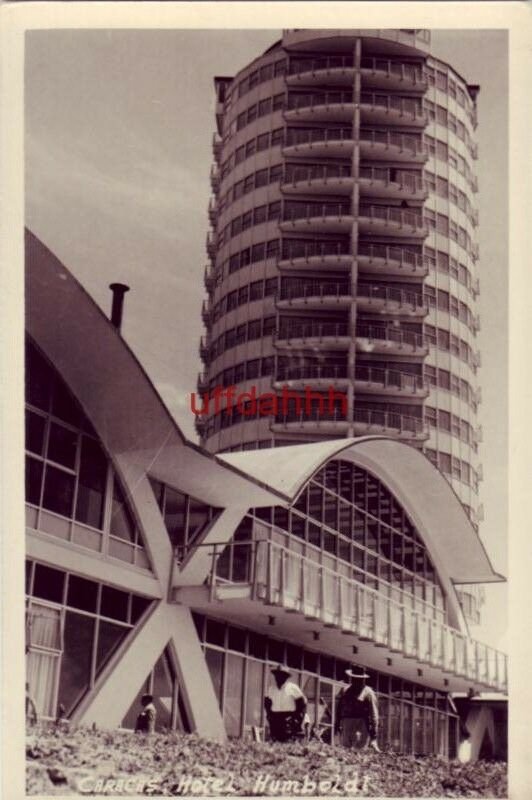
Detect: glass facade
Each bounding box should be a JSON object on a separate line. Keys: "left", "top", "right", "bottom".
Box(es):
{"left": 25, "top": 560, "right": 152, "bottom": 718}
{"left": 194, "top": 613, "right": 458, "bottom": 756}
{"left": 25, "top": 340, "right": 151, "bottom": 569}
{"left": 121, "top": 648, "right": 190, "bottom": 733}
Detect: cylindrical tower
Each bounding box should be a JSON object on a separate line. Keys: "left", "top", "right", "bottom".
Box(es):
{"left": 197, "top": 29, "right": 482, "bottom": 536}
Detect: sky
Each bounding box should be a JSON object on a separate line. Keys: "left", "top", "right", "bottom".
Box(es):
{"left": 25, "top": 28, "right": 508, "bottom": 651}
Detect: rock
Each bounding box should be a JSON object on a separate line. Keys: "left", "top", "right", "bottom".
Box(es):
{"left": 47, "top": 767, "right": 68, "bottom": 785}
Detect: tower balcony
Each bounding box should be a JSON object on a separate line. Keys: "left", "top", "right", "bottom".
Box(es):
{"left": 354, "top": 365, "right": 429, "bottom": 398}
{"left": 353, "top": 408, "right": 429, "bottom": 441}
{"left": 278, "top": 242, "right": 352, "bottom": 273}
{"left": 360, "top": 93, "right": 428, "bottom": 127}
{"left": 357, "top": 243, "right": 428, "bottom": 278}
{"left": 281, "top": 202, "right": 354, "bottom": 235}
{"left": 212, "top": 132, "right": 223, "bottom": 163}
{"left": 287, "top": 54, "right": 355, "bottom": 87}
{"left": 208, "top": 197, "right": 217, "bottom": 225}
{"left": 282, "top": 164, "right": 354, "bottom": 197}
{"left": 273, "top": 363, "right": 349, "bottom": 391}
{"left": 271, "top": 407, "right": 349, "bottom": 435}
{"left": 197, "top": 372, "right": 210, "bottom": 394}
{"left": 210, "top": 164, "right": 220, "bottom": 192}
{"left": 276, "top": 281, "right": 351, "bottom": 311}
{"left": 360, "top": 57, "right": 428, "bottom": 93}
{"left": 356, "top": 283, "right": 428, "bottom": 317}
{"left": 199, "top": 335, "right": 211, "bottom": 364}
{"left": 204, "top": 263, "right": 215, "bottom": 292}
{"left": 359, "top": 167, "right": 428, "bottom": 201}
{"left": 283, "top": 127, "right": 354, "bottom": 159}
{"left": 285, "top": 91, "right": 355, "bottom": 123}
{"left": 358, "top": 204, "right": 428, "bottom": 238}
{"left": 206, "top": 231, "right": 217, "bottom": 259}
{"left": 356, "top": 324, "right": 428, "bottom": 357}
{"left": 201, "top": 299, "right": 213, "bottom": 325}
{"left": 359, "top": 130, "right": 427, "bottom": 163}
{"left": 275, "top": 321, "right": 350, "bottom": 351}
{"left": 173, "top": 537, "right": 508, "bottom": 694}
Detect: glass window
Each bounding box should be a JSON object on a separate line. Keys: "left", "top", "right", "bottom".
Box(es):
{"left": 224, "top": 652, "right": 245, "bottom": 736}
{"left": 245, "top": 659, "right": 264, "bottom": 727}
{"left": 26, "top": 457, "right": 43, "bottom": 506}
{"left": 26, "top": 410, "right": 46, "bottom": 455}
{"left": 67, "top": 575, "right": 98, "bottom": 613}
{"left": 152, "top": 650, "right": 176, "bottom": 731}
{"left": 42, "top": 464, "right": 75, "bottom": 517}
{"left": 33, "top": 563, "right": 65, "bottom": 604}
{"left": 47, "top": 422, "right": 77, "bottom": 469}
{"left": 110, "top": 478, "right": 136, "bottom": 543}
{"left": 96, "top": 619, "right": 129, "bottom": 672}
{"left": 163, "top": 486, "right": 187, "bottom": 547}
{"left": 75, "top": 436, "right": 107, "bottom": 529}
{"left": 100, "top": 585, "right": 129, "bottom": 622}
{"left": 58, "top": 610, "right": 95, "bottom": 714}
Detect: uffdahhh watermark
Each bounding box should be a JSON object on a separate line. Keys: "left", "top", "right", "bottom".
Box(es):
{"left": 190, "top": 385, "right": 348, "bottom": 417}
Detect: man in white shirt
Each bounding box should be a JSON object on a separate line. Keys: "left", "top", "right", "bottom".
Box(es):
{"left": 264, "top": 664, "right": 307, "bottom": 742}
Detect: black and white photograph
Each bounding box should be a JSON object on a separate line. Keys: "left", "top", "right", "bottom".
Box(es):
{"left": 2, "top": 3, "right": 530, "bottom": 797}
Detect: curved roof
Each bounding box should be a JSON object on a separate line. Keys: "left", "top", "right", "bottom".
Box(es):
{"left": 221, "top": 439, "right": 504, "bottom": 587}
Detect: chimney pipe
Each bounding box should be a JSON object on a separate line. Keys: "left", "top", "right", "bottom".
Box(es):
{"left": 109, "top": 283, "right": 129, "bottom": 331}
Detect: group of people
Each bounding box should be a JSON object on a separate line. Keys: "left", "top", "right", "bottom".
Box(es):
{"left": 265, "top": 663, "right": 380, "bottom": 751}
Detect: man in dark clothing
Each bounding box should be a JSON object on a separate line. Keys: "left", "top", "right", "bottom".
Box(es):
{"left": 336, "top": 667, "right": 380, "bottom": 751}
{"left": 135, "top": 693, "right": 157, "bottom": 733}
{"left": 264, "top": 664, "right": 307, "bottom": 742}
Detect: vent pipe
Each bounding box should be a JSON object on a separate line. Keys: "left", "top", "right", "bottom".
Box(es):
{"left": 109, "top": 283, "right": 129, "bottom": 331}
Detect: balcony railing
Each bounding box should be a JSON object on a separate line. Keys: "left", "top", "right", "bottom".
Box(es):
{"left": 281, "top": 240, "right": 350, "bottom": 261}
{"left": 356, "top": 323, "right": 426, "bottom": 349}
{"left": 359, "top": 167, "right": 425, "bottom": 193}
{"left": 287, "top": 91, "right": 354, "bottom": 111}
{"left": 357, "top": 283, "right": 425, "bottom": 309}
{"left": 360, "top": 93, "right": 425, "bottom": 119}
{"left": 360, "top": 129, "right": 425, "bottom": 155}
{"left": 275, "top": 406, "right": 348, "bottom": 424}
{"left": 279, "top": 281, "right": 351, "bottom": 301}
{"left": 358, "top": 243, "right": 426, "bottom": 270}
{"left": 355, "top": 365, "right": 427, "bottom": 393}
{"left": 210, "top": 164, "right": 220, "bottom": 191}
{"left": 276, "top": 363, "right": 348, "bottom": 382}
{"left": 288, "top": 55, "right": 354, "bottom": 75}
{"left": 359, "top": 204, "right": 425, "bottom": 230}
{"left": 284, "top": 163, "right": 352, "bottom": 184}
{"left": 360, "top": 57, "right": 427, "bottom": 85}
{"left": 283, "top": 202, "right": 352, "bottom": 223}
{"left": 285, "top": 127, "right": 353, "bottom": 147}
{"left": 354, "top": 407, "right": 427, "bottom": 436}
{"left": 191, "top": 538, "right": 507, "bottom": 693}
{"left": 277, "top": 321, "right": 349, "bottom": 341}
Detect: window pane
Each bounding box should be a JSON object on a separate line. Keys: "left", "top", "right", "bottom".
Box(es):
{"left": 26, "top": 456, "right": 43, "bottom": 506}
{"left": 47, "top": 422, "right": 77, "bottom": 468}
{"left": 100, "top": 586, "right": 129, "bottom": 622}
{"left": 96, "top": 619, "right": 129, "bottom": 673}
{"left": 188, "top": 497, "right": 211, "bottom": 544}
{"left": 223, "top": 652, "right": 244, "bottom": 737}
{"left": 75, "top": 437, "right": 107, "bottom": 529}
{"left": 131, "top": 595, "right": 151, "bottom": 625}
{"left": 58, "top": 610, "right": 95, "bottom": 714}
{"left": 152, "top": 650, "right": 175, "bottom": 731}
{"left": 163, "top": 487, "right": 187, "bottom": 546}
{"left": 42, "top": 464, "right": 75, "bottom": 517}
{"left": 26, "top": 411, "right": 46, "bottom": 455}
{"left": 32, "top": 564, "right": 65, "bottom": 604}
{"left": 67, "top": 575, "right": 98, "bottom": 613}
{"left": 245, "top": 660, "right": 264, "bottom": 727}
{"left": 205, "top": 647, "right": 224, "bottom": 709}
{"left": 110, "top": 478, "right": 136, "bottom": 542}
{"left": 26, "top": 341, "right": 52, "bottom": 410}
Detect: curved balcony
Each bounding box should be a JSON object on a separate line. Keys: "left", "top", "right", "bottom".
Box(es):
{"left": 353, "top": 407, "right": 429, "bottom": 441}
{"left": 273, "top": 363, "right": 349, "bottom": 391}
{"left": 358, "top": 204, "right": 428, "bottom": 238}
{"left": 360, "top": 57, "right": 428, "bottom": 93}
{"left": 199, "top": 336, "right": 211, "bottom": 364}
{"left": 210, "top": 164, "right": 220, "bottom": 192}
{"left": 275, "top": 321, "right": 350, "bottom": 351}
{"left": 356, "top": 283, "right": 427, "bottom": 317}
{"left": 206, "top": 231, "right": 217, "bottom": 259}
{"left": 201, "top": 299, "right": 212, "bottom": 325}
{"left": 354, "top": 365, "right": 429, "bottom": 398}
{"left": 284, "top": 126, "right": 354, "bottom": 159}
{"left": 356, "top": 324, "right": 428, "bottom": 356}
{"left": 278, "top": 241, "right": 352, "bottom": 272}
{"left": 277, "top": 281, "right": 351, "bottom": 310}
{"left": 281, "top": 202, "right": 354, "bottom": 234}
{"left": 197, "top": 372, "right": 209, "bottom": 394}
{"left": 360, "top": 93, "right": 427, "bottom": 127}
{"left": 358, "top": 167, "right": 428, "bottom": 201}
{"left": 285, "top": 91, "right": 355, "bottom": 123}
{"left": 359, "top": 130, "right": 427, "bottom": 163}
{"left": 271, "top": 406, "right": 349, "bottom": 435}
{"left": 357, "top": 244, "right": 428, "bottom": 277}
{"left": 208, "top": 197, "right": 217, "bottom": 225}
{"left": 212, "top": 133, "right": 222, "bottom": 163}
{"left": 282, "top": 163, "right": 354, "bottom": 197}
{"left": 203, "top": 263, "right": 215, "bottom": 292}
{"left": 287, "top": 55, "right": 355, "bottom": 87}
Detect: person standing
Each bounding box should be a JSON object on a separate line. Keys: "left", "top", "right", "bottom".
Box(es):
{"left": 135, "top": 693, "right": 157, "bottom": 734}
{"left": 264, "top": 664, "right": 307, "bottom": 742}
{"left": 336, "top": 667, "right": 380, "bottom": 751}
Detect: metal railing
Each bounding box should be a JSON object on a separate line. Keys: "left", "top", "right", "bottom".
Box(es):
{"left": 359, "top": 204, "right": 425, "bottom": 229}
{"left": 285, "top": 127, "right": 353, "bottom": 147}
{"left": 275, "top": 363, "right": 348, "bottom": 382}
{"left": 275, "top": 406, "right": 348, "bottom": 424}
{"left": 356, "top": 323, "right": 426, "bottom": 349}
{"left": 193, "top": 538, "right": 507, "bottom": 692}
{"left": 355, "top": 365, "right": 427, "bottom": 393}
{"left": 280, "top": 240, "right": 351, "bottom": 261}
{"left": 284, "top": 163, "right": 352, "bottom": 183}
{"left": 360, "top": 129, "right": 425, "bottom": 155}
{"left": 360, "top": 57, "right": 427, "bottom": 85}
{"left": 354, "top": 407, "right": 427, "bottom": 436}
{"left": 287, "top": 91, "right": 354, "bottom": 111}
{"left": 360, "top": 93, "right": 425, "bottom": 118}
{"left": 283, "top": 202, "right": 352, "bottom": 223}
{"left": 357, "top": 243, "right": 425, "bottom": 270}
{"left": 289, "top": 55, "right": 355, "bottom": 75}
{"left": 277, "top": 321, "right": 349, "bottom": 341}
{"left": 279, "top": 281, "right": 351, "bottom": 301}
{"left": 359, "top": 167, "right": 425, "bottom": 193}
{"left": 357, "top": 283, "right": 425, "bottom": 309}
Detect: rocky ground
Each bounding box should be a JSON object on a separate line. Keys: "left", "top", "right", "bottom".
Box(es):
{"left": 26, "top": 724, "right": 507, "bottom": 797}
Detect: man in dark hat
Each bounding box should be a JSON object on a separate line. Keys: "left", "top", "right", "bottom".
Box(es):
{"left": 336, "top": 667, "right": 380, "bottom": 751}
{"left": 264, "top": 664, "right": 307, "bottom": 742}
{"left": 135, "top": 693, "right": 157, "bottom": 734}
